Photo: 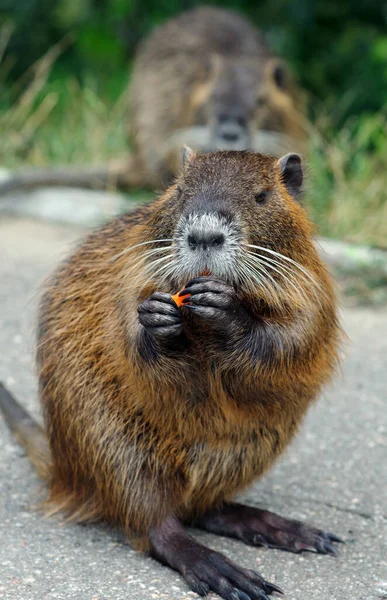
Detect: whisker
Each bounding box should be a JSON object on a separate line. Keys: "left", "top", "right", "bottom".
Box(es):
{"left": 137, "top": 258, "right": 177, "bottom": 295}
{"left": 247, "top": 250, "right": 308, "bottom": 285}
{"left": 137, "top": 246, "right": 174, "bottom": 258}
{"left": 246, "top": 244, "right": 321, "bottom": 290}
{"left": 123, "top": 246, "right": 174, "bottom": 274}
{"left": 247, "top": 251, "right": 293, "bottom": 275}
{"left": 239, "top": 262, "right": 257, "bottom": 289}
{"left": 233, "top": 259, "right": 255, "bottom": 290}
{"left": 243, "top": 255, "right": 282, "bottom": 293}
{"left": 241, "top": 262, "right": 268, "bottom": 294}
{"left": 158, "top": 262, "right": 180, "bottom": 288}
{"left": 165, "top": 259, "right": 189, "bottom": 288}
{"left": 242, "top": 256, "right": 282, "bottom": 303}
{"left": 143, "top": 254, "right": 175, "bottom": 274}
{"left": 250, "top": 250, "right": 314, "bottom": 291}
{"left": 111, "top": 238, "right": 174, "bottom": 262}
{"left": 246, "top": 250, "right": 305, "bottom": 286}
{"left": 247, "top": 251, "right": 309, "bottom": 305}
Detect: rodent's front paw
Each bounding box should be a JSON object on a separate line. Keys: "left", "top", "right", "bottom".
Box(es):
{"left": 138, "top": 292, "right": 183, "bottom": 338}
{"left": 179, "top": 276, "right": 240, "bottom": 324}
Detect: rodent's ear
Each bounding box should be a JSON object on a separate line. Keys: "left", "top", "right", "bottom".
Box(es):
{"left": 272, "top": 60, "right": 289, "bottom": 90}
{"left": 182, "top": 146, "right": 195, "bottom": 168}
{"left": 278, "top": 153, "right": 303, "bottom": 199}
{"left": 266, "top": 59, "right": 290, "bottom": 91}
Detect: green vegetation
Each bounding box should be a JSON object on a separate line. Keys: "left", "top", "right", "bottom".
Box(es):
{"left": 3, "top": 0, "right": 386, "bottom": 117}
{"left": 308, "top": 107, "right": 387, "bottom": 248}
{"left": 0, "top": 1, "right": 386, "bottom": 247}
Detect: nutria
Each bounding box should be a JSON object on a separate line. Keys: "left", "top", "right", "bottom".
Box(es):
{"left": 129, "top": 6, "right": 307, "bottom": 187}
{"left": 0, "top": 6, "right": 307, "bottom": 196}
{"left": 0, "top": 149, "right": 342, "bottom": 600}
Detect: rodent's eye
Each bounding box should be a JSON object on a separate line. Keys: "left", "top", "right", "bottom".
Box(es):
{"left": 255, "top": 191, "right": 268, "bottom": 204}
{"left": 256, "top": 96, "right": 266, "bottom": 108}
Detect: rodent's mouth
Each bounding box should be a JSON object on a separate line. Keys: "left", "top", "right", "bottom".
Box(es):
{"left": 171, "top": 249, "right": 242, "bottom": 289}
{"left": 170, "top": 213, "right": 243, "bottom": 287}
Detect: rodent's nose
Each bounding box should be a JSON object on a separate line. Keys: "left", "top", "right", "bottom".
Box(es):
{"left": 215, "top": 114, "right": 248, "bottom": 148}
{"left": 221, "top": 131, "right": 240, "bottom": 143}
{"left": 187, "top": 232, "right": 225, "bottom": 251}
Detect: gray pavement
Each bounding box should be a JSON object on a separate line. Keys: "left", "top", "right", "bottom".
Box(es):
{"left": 0, "top": 217, "right": 386, "bottom": 600}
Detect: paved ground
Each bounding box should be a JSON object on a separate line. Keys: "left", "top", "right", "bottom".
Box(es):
{"left": 0, "top": 217, "right": 386, "bottom": 600}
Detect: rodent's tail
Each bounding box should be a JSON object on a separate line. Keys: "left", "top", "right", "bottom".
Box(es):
{"left": 0, "top": 155, "right": 146, "bottom": 196}
{"left": 0, "top": 382, "right": 51, "bottom": 481}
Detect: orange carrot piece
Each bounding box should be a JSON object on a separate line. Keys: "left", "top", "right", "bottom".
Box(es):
{"left": 171, "top": 272, "right": 210, "bottom": 308}
{"left": 171, "top": 292, "right": 190, "bottom": 308}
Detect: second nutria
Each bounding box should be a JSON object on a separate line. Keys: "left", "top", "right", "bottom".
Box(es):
{"left": 0, "top": 148, "right": 341, "bottom": 599}
{"left": 130, "top": 5, "right": 307, "bottom": 186}
{"left": 0, "top": 7, "right": 307, "bottom": 195}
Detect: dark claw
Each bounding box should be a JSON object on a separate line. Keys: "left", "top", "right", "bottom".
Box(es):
{"left": 323, "top": 542, "right": 339, "bottom": 557}
{"left": 253, "top": 534, "right": 270, "bottom": 547}
{"left": 262, "top": 581, "right": 285, "bottom": 596}
{"left": 250, "top": 591, "right": 270, "bottom": 600}
{"left": 195, "top": 503, "right": 343, "bottom": 563}
{"left": 183, "top": 276, "right": 212, "bottom": 288}
{"left": 150, "top": 517, "right": 282, "bottom": 600}
{"left": 231, "top": 590, "right": 251, "bottom": 600}
{"left": 326, "top": 533, "right": 344, "bottom": 544}
{"left": 315, "top": 537, "right": 339, "bottom": 556}
{"left": 195, "top": 582, "right": 210, "bottom": 596}
{"left": 184, "top": 304, "right": 197, "bottom": 311}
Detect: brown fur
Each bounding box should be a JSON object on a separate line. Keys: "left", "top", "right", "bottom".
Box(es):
{"left": 31, "top": 150, "right": 341, "bottom": 552}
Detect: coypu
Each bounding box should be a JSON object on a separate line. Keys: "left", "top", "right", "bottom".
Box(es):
{"left": 0, "top": 149, "right": 342, "bottom": 600}
{"left": 0, "top": 6, "right": 307, "bottom": 196}
{"left": 129, "top": 5, "right": 307, "bottom": 187}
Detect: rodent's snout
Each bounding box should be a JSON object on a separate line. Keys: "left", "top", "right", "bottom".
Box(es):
{"left": 175, "top": 212, "right": 241, "bottom": 281}
{"left": 212, "top": 114, "right": 250, "bottom": 151}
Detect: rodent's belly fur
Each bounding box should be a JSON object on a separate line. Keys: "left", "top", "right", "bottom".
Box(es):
{"left": 38, "top": 289, "right": 313, "bottom": 538}
{"left": 124, "top": 367, "right": 305, "bottom": 520}
{"left": 39, "top": 326, "right": 305, "bottom": 533}
{"left": 182, "top": 429, "right": 284, "bottom": 517}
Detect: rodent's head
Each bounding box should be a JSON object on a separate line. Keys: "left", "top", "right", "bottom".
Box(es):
{"left": 176, "top": 55, "right": 306, "bottom": 158}
{"left": 145, "top": 149, "right": 324, "bottom": 310}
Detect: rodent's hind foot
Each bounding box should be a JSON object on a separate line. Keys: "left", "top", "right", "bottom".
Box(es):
{"left": 195, "top": 502, "right": 344, "bottom": 557}
{"left": 149, "top": 516, "right": 282, "bottom": 600}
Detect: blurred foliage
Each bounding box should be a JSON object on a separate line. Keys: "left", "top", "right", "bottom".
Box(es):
{"left": 1, "top": 0, "right": 387, "bottom": 116}
{"left": 307, "top": 106, "right": 387, "bottom": 247}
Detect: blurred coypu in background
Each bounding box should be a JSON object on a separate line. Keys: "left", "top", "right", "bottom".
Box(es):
{"left": 0, "top": 6, "right": 308, "bottom": 195}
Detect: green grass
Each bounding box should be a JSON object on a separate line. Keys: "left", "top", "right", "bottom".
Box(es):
{"left": 1, "top": 44, "right": 386, "bottom": 248}
{"left": 0, "top": 34, "right": 129, "bottom": 169}
{"left": 307, "top": 107, "right": 387, "bottom": 248}
{"left": 0, "top": 79, "right": 129, "bottom": 169}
